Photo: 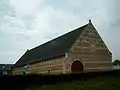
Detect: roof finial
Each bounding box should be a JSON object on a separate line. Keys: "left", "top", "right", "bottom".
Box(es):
{"left": 89, "top": 19, "right": 91, "bottom": 24}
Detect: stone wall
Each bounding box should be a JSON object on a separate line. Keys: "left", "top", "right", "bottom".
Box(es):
{"left": 12, "top": 56, "right": 66, "bottom": 75}
{"left": 12, "top": 66, "right": 25, "bottom": 75}
{"left": 64, "top": 23, "right": 112, "bottom": 73}
{"left": 66, "top": 53, "right": 112, "bottom": 72}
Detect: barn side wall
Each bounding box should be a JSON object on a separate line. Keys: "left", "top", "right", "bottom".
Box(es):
{"left": 12, "top": 56, "right": 66, "bottom": 75}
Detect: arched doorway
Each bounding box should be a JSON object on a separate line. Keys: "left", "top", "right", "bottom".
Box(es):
{"left": 71, "top": 60, "right": 83, "bottom": 73}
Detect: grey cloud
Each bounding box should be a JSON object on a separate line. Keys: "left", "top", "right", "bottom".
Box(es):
{"left": 43, "top": 32, "right": 59, "bottom": 40}
{"left": 101, "top": 0, "right": 120, "bottom": 60}
{"left": 0, "top": 0, "right": 120, "bottom": 64}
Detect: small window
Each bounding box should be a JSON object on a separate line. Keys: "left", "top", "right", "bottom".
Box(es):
{"left": 99, "top": 40, "right": 103, "bottom": 43}
{"left": 83, "top": 38, "right": 86, "bottom": 41}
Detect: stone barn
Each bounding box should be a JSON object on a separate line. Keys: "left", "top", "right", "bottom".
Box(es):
{"left": 12, "top": 20, "right": 112, "bottom": 75}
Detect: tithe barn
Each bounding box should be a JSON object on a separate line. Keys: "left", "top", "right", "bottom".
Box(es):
{"left": 12, "top": 20, "right": 112, "bottom": 75}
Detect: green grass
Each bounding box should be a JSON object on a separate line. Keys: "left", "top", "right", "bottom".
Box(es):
{"left": 26, "top": 76, "right": 120, "bottom": 90}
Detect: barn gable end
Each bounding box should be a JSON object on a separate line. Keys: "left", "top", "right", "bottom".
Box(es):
{"left": 70, "top": 20, "right": 111, "bottom": 55}
{"left": 66, "top": 20, "right": 112, "bottom": 73}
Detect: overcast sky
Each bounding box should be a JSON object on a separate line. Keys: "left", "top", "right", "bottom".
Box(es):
{"left": 0, "top": 0, "right": 119, "bottom": 64}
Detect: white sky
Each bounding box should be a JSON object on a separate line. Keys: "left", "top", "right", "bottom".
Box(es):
{"left": 0, "top": 0, "right": 120, "bottom": 64}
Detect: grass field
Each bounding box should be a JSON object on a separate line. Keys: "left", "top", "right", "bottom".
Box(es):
{"left": 26, "top": 75, "right": 120, "bottom": 90}
{"left": 1, "top": 70, "right": 120, "bottom": 90}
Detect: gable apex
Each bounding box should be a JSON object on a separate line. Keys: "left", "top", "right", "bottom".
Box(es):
{"left": 89, "top": 19, "right": 92, "bottom": 24}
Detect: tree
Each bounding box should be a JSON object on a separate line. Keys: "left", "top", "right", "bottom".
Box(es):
{"left": 113, "top": 59, "right": 120, "bottom": 66}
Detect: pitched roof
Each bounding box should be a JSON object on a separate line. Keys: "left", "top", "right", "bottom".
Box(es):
{"left": 13, "top": 23, "right": 88, "bottom": 67}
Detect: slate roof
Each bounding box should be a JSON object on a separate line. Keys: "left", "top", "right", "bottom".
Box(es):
{"left": 13, "top": 23, "right": 89, "bottom": 67}
{"left": 0, "top": 64, "right": 13, "bottom": 71}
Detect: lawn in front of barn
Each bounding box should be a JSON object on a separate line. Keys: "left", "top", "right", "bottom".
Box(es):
{"left": 26, "top": 75, "right": 120, "bottom": 90}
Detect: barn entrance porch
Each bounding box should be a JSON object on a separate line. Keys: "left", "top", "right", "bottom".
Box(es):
{"left": 71, "top": 61, "right": 83, "bottom": 73}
